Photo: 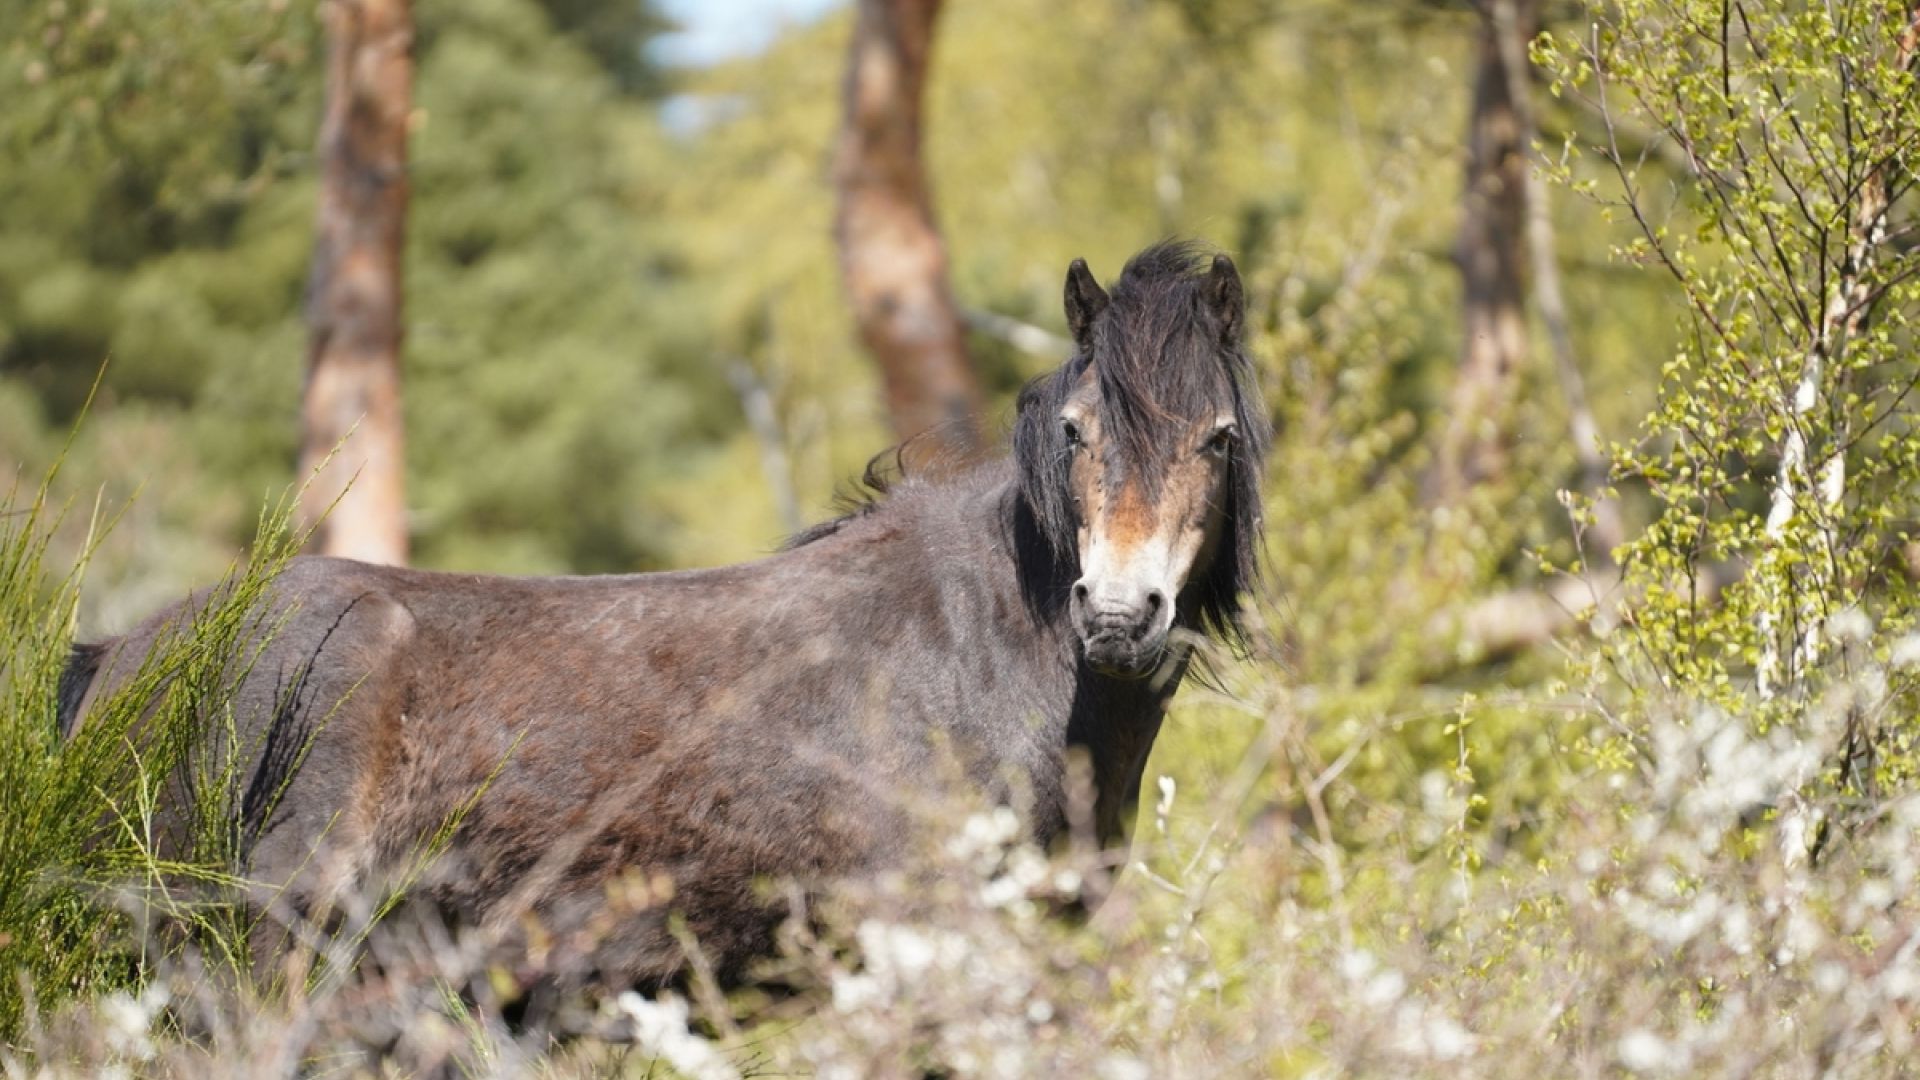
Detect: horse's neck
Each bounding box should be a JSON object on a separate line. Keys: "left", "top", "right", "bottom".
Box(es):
{"left": 1062, "top": 659, "right": 1183, "bottom": 847}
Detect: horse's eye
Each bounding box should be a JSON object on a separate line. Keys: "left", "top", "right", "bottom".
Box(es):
{"left": 1204, "top": 426, "right": 1236, "bottom": 457}
{"left": 1061, "top": 419, "right": 1083, "bottom": 449}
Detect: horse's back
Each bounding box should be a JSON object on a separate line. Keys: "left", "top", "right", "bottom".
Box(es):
{"left": 64, "top": 529, "right": 1009, "bottom": 984}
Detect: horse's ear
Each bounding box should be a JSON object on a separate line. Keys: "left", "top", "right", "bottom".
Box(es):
{"left": 1205, "top": 253, "right": 1244, "bottom": 345}
{"left": 1064, "top": 258, "right": 1109, "bottom": 350}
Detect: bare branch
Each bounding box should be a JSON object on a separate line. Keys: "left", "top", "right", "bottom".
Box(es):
{"left": 724, "top": 356, "right": 803, "bottom": 537}
{"left": 961, "top": 308, "right": 1072, "bottom": 361}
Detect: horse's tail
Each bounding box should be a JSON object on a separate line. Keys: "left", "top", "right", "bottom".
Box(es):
{"left": 57, "top": 642, "right": 107, "bottom": 739}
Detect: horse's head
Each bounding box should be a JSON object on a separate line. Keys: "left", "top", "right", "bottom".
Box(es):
{"left": 1014, "top": 243, "right": 1271, "bottom": 678}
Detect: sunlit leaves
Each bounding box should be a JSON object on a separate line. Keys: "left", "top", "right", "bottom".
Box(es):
{"left": 1539, "top": 0, "right": 1920, "bottom": 825}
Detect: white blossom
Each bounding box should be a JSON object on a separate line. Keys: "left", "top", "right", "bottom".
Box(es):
{"left": 615, "top": 992, "right": 738, "bottom": 1080}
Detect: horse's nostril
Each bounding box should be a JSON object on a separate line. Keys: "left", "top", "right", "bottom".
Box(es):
{"left": 1146, "top": 589, "right": 1165, "bottom": 616}
{"left": 1073, "top": 582, "right": 1090, "bottom": 605}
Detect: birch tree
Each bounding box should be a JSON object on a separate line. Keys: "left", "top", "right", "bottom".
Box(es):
{"left": 1542, "top": 0, "right": 1920, "bottom": 819}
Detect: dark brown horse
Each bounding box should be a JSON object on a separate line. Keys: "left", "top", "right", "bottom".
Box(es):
{"left": 59, "top": 241, "right": 1270, "bottom": 989}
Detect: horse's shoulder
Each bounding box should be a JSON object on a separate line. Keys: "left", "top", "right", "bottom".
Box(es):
{"left": 269, "top": 556, "right": 420, "bottom": 648}
{"left": 277, "top": 553, "right": 406, "bottom": 589}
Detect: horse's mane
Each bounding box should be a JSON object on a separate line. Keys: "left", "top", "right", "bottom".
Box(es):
{"left": 778, "top": 443, "right": 909, "bottom": 550}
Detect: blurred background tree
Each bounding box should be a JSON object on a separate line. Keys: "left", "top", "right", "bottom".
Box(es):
{"left": 833, "top": 0, "right": 985, "bottom": 471}
{"left": 299, "top": 0, "right": 414, "bottom": 565}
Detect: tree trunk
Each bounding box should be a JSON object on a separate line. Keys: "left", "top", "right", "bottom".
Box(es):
{"left": 833, "top": 0, "right": 984, "bottom": 472}
{"left": 1428, "top": 0, "right": 1533, "bottom": 503}
{"left": 1489, "top": 0, "right": 1624, "bottom": 561}
{"left": 298, "top": 0, "right": 412, "bottom": 566}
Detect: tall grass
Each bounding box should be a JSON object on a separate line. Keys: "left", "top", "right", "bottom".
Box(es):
{"left": 0, "top": 448, "right": 302, "bottom": 1045}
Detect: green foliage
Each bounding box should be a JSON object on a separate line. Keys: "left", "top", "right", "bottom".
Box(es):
{"left": 0, "top": 0, "right": 318, "bottom": 417}
{"left": 530, "top": 0, "right": 673, "bottom": 96}
{"left": 1538, "top": 0, "right": 1920, "bottom": 816}
{"left": 0, "top": 0, "right": 710, "bottom": 586}
{"left": 1, "top": 0, "right": 1657, "bottom": 592}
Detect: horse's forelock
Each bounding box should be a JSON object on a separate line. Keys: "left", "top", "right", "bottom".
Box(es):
{"left": 1018, "top": 241, "right": 1271, "bottom": 644}
{"left": 1088, "top": 243, "right": 1253, "bottom": 496}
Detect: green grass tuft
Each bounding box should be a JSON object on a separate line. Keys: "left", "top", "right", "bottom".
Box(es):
{"left": 0, "top": 445, "right": 302, "bottom": 1045}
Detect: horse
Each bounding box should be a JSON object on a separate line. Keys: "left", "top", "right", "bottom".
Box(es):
{"left": 57, "top": 241, "right": 1271, "bottom": 991}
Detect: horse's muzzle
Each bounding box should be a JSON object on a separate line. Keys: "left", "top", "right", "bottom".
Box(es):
{"left": 1082, "top": 633, "right": 1165, "bottom": 678}
{"left": 1073, "top": 589, "right": 1169, "bottom": 678}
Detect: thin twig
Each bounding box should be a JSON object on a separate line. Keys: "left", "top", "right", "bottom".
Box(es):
{"left": 961, "top": 308, "right": 1073, "bottom": 360}
{"left": 724, "top": 355, "right": 802, "bottom": 536}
